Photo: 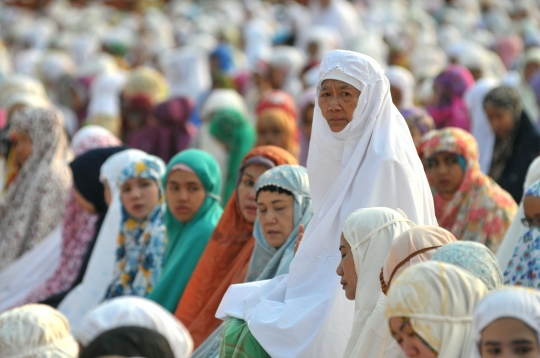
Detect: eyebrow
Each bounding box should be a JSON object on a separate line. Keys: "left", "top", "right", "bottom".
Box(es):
{"left": 243, "top": 173, "right": 254, "bottom": 179}
{"left": 339, "top": 245, "right": 345, "bottom": 250}
{"left": 339, "top": 84, "right": 353, "bottom": 89}
{"left": 511, "top": 340, "right": 535, "bottom": 345}
{"left": 168, "top": 180, "right": 200, "bottom": 186}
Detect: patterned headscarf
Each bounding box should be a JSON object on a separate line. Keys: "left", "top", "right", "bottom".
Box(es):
{"left": 420, "top": 127, "right": 517, "bottom": 252}
{"left": 427, "top": 65, "right": 474, "bottom": 131}
{"left": 432, "top": 241, "right": 503, "bottom": 290}
{"left": 246, "top": 165, "right": 313, "bottom": 282}
{"left": 105, "top": 156, "right": 167, "bottom": 298}
{"left": 503, "top": 180, "right": 540, "bottom": 288}
{"left": 0, "top": 107, "right": 71, "bottom": 271}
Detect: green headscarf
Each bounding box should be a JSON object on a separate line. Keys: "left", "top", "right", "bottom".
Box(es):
{"left": 209, "top": 108, "right": 255, "bottom": 204}
{"left": 147, "top": 149, "right": 223, "bottom": 312}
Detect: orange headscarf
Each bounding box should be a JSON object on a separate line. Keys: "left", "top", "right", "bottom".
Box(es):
{"left": 174, "top": 145, "right": 297, "bottom": 348}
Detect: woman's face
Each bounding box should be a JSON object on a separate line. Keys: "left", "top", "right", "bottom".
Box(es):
{"left": 120, "top": 177, "right": 160, "bottom": 220}
{"left": 390, "top": 85, "right": 403, "bottom": 109}
{"left": 480, "top": 317, "right": 539, "bottom": 358}
{"left": 336, "top": 234, "right": 357, "bottom": 300}
{"left": 484, "top": 105, "right": 515, "bottom": 139}
{"left": 257, "top": 115, "right": 288, "bottom": 150}
{"left": 166, "top": 169, "right": 206, "bottom": 223}
{"left": 11, "top": 131, "right": 33, "bottom": 167}
{"left": 523, "top": 196, "right": 540, "bottom": 228}
{"left": 237, "top": 164, "right": 270, "bottom": 223}
{"left": 318, "top": 79, "right": 361, "bottom": 133}
{"left": 256, "top": 190, "right": 295, "bottom": 248}
{"left": 74, "top": 189, "right": 96, "bottom": 214}
{"left": 302, "top": 104, "right": 314, "bottom": 140}
{"left": 389, "top": 317, "right": 438, "bottom": 358}
{"left": 427, "top": 152, "right": 465, "bottom": 199}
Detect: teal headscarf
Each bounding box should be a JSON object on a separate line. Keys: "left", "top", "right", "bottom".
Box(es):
{"left": 431, "top": 241, "right": 503, "bottom": 290}
{"left": 209, "top": 108, "right": 256, "bottom": 205}
{"left": 147, "top": 149, "right": 223, "bottom": 312}
{"left": 245, "top": 165, "right": 313, "bottom": 282}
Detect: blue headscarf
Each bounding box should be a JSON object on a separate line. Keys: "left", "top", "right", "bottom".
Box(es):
{"left": 245, "top": 165, "right": 313, "bottom": 282}
{"left": 503, "top": 180, "right": 540, "bottom": 288}
{"left": 211, "top": 44, "right": 234, "bottom": 73}
{"left": 431, "top": 241, "right": 503, "bottom": 290}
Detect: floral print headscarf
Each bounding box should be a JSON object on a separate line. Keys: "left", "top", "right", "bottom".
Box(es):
{"left": 504, "top": 180, "right": 540, "bottom": 288}
{"left": 105, "top": 155, "right": 167, "bottom": 299}
{"left": 420, "top": 127, "right": 517, "bottom": 252}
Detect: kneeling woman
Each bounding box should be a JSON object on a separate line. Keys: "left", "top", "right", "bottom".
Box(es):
{"left": 220, "top": 164, "right": 312, "bottom": 357}
{"left": 420, "top": 127, "right": 517, "bottom": 252}
{"left": 148, "top": 149, "right": 223, "bottom": 312}
{"left": 105, "top": 155, "right": 167, "bottom": 298}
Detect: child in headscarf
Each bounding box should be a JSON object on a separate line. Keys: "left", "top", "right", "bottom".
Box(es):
{"left": 471, "top": 287, "right": 540, "bottom": 358}
{"left": 483, "top": 86, "right": 540, "bottom": 202}
{"left": 503, "top": 180, "right": 540, "bottom": 288}
{"left": 420, "top": 127, "right": 517, "bottom": 252}
{"left": 105, "top": 155, "right": 167, "bottom": 298}
{"left": 0, "top": 107, "right": 71, "bottom": 271}
{"left": 148, "top": 149, "right": 223, "bottom": 312}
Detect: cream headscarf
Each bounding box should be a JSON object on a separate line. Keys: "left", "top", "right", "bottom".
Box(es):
{"left": 496, "top": 156, "right": 540, "bottom": 270}
{"left": 471, "top": 287, "right": 540, "bottom": 358}
{"left": 381, "top": 226, "right": 457, "bottom": 294}
{"left": 385, "top": 261, "right": 488, "bottom": 358}
{"left": 342, "top": 207, "right": 414, "bottom": 358}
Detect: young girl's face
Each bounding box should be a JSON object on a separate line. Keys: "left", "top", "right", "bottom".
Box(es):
{"left": 165, "top": 169, "right": 206, "bottom": 223}
{"left": 389, "top": 317, "right": 438, "bottom": 358}
{"left": 427, "top": 152, "right": 465, "bottom": 199}
{"left": 480, "top": 317, "right": 539, "bottom": 357}
{"left": 256, "top": 115, "right": 288, "bottom": 151}
{"left": 256, "top": 190, "right": 295, "bottom": 248}
{"left": 120, "top": 177, "right": 160, "bottom": 220}
{"left": 336, "top": 234, "right": 357, "bottom": 300}
{"left": 11, "top": 130, "right": 33, "bottom": 167}
{"left": 523, "top": 196, "right": 540, "bottom": 229}
{"left": 237, "top": 164, "right": 270, "bottom": 224}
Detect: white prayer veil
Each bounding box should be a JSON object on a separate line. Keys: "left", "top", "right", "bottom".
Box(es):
{"left": 342, "top": 208, "right": 414, "bottom": 358}
{"left": 496, "top": 157, "right": 540, "bottom": 271}
{"left": 217, "top": 50, "right": 436, "bottom": 358}
{"left": 58, "top": 149, "right": 147, "bottom": 329}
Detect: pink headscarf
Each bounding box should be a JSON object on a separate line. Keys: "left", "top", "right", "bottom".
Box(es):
{"left": 427, "top": 65, "right": 475, "bottom": 131}
{"left": 495, "top": 35, "right": 524, "bottom": 70}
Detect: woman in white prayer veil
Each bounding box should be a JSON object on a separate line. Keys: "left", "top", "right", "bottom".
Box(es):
{"left": 464, "top": 78, "right": 499, "bottom": 174}
{"left": 496, "top": 157, "right": 540, "bottom": 271}
{"left": 216, "top": 50, "right": 436, "bottom": 358}
{"left": 338, "top": 208, "right": 412, "bottom": 358}
{"left": 58, "top": 149, "right": 147, "bottom": 329}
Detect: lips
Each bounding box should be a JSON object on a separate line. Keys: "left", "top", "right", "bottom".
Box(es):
{"left": 341, "top": 281, "right": 347, "bottom": 289}
{"left": 175, "top": 206, "right": 189, "bottom": 214}
{"left": 266, "top": 230, "right": 280, "bottom": 237}
{"left": 244, "top": 204, "right": 257, "bottom": 213}
{"left": 438, "top": 179, "right": 450, "bottom": 186}
{"left": 132, "top": 204, "right": 144, "bottom": 211}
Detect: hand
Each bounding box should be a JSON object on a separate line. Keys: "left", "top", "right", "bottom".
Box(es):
{"left": 294, "top": 224, "right": 304, "bottom": 256}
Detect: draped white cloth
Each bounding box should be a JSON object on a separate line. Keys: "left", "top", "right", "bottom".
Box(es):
{"left": 385, "top": 66, "right": 416, "bottom": 110}
{"left": 342, "top": 208, "right": 413, "bottom": 358}
{"left": 385, "top": 262, "right": 488, "bottom": 358}
{"left": 464, "top": 78, "right": 499, "bottom": 174}
{"left": 470, "top": 287, "right": 540, "bottom": 358}
{"left": 496, "top": 157, "right": 540, "bottom": 271}
{"left": 217, "top": 50, "right": 437, "bottom": 358}
{"left": 0, "top": 226, "right": 61, "bottom": 312}
{"left": 58, "top": 149, "right": 147, "bottom": 329}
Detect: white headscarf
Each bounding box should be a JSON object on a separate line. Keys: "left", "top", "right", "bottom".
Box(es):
{"left": 217, "top": 50, "right": 436, "bottom": 357}
{"left": 87, "top": 72, "right": 128, "bottom": 118}
{"left": 496, "top": 157, "right": 540, "bottom": 271}
{"left": 342, "top": 208, "right": 414, "bottom": 358}
{"left": 310, "top": 0, "right": 362, "bottom": 46}
{"left": 385, "top": 261, "right": 488, "bottom": 358}
{"left": 385, "top": 66, "right": 415, "bottom": 110}
{"left": 75, "top": 296, "right": 193, "bottom": 358}
{"left": 0, "top": 304, "right": 78, "bottom": 358}
{"left": 58, "top": 149, "right": 147, "bottom": 329}
{"left": 471, "top": 287, "right": 540, "bottom": 358}
{"left": 464, "top": 78, "right": 499, "bottom": 174}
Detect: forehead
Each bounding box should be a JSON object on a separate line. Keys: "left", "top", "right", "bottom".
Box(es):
{"left": 320, "top": 79, "right": 356, "bottom": 89}
{"left": 167, "top": 169, "right": 201, "bottom": 184}
{"left": 256, "top": 190, "right": 294, "bottom": 203}
{"left": 523, "top": 195, "right": 540, "bottom": 215}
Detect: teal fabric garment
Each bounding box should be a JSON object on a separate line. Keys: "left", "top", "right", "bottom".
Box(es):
{"left": 148, "top": 149, "right": 223, "bottom": 312}
{"left": 431, "top": 241, "right": 503, "bottom": 290}
{"left": 245, "top": 165, "right": 313, "bottom": 282}
{"left": 209, "top": 108, "right": 256, "bottom": 205}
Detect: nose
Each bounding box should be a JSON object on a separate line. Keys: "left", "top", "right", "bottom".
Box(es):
{"left": 328, "top": 94, "right": 342, "bottom": 112}
{"left": 336, "top": 261, "right": 344, "bottom": 277}
{"left": 402, "top": 342, "right": 419, "bottom": 358}
{"left": 247, "top": 188, "right": 256, "bottom": 200}
{"left": 178, "top": 188, "right": 189, "bottom": 202}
